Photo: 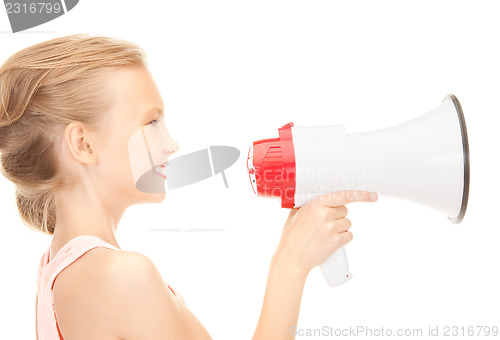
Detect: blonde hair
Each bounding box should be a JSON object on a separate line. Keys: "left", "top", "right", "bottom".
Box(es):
{"left": 0, "top": 34, "right": 146, "bottom": 235}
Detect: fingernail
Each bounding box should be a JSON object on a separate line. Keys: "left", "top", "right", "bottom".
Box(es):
{"left": 370, "top": 193, "right": 378, "bottom": 201}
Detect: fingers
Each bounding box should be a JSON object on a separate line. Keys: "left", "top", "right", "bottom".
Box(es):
{"left": 313, "top": 190, "right": 378, "bottom": 207}
{"left": 329, "top": 205, "right": 348, "bottom": 219}
{"left": 332, "top": 218, "right": 352, "bottom": 233}
{"left": 338, "top": 231, "right": 354, "bottom": 247}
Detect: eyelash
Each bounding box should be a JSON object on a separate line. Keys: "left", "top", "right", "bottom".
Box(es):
{"left": 148, "top": 119, "right": 160, "bottom": 127}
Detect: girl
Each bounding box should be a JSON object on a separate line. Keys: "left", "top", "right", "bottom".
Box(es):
{"left": 0, "top": 34, "right": 377, "bottom": 340}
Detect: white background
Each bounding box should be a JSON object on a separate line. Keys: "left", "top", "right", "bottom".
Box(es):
{"left": 1, "top": 1, "right": 499, "bottom": 339}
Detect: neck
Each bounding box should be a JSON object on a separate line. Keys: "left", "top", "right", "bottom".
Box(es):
{"left": 52, "top": 181, "right": 125, "bottom": 251}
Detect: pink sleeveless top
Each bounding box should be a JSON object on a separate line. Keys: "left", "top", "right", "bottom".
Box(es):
{"left": 36, "top": 235, "right": 121, "bottom": 340}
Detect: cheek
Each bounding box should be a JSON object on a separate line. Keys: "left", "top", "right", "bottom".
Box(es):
{"left": 126, "top": 127, "right": 166, "bottom": 194}
{"left": 145, "top": 128, "right": 163, "bottom": 163}
{"left": 128, "top": 129, "right": 152, "bottom": 182}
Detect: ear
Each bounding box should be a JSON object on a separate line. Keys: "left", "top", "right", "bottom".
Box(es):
{"left": 64, "top": 122, "right": 97, "bottom": 165}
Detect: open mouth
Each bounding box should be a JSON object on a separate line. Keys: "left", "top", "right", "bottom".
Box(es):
{"left": 153, "top": 164, "right": 167, "bottom": 179}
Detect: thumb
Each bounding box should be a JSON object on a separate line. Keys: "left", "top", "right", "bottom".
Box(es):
{"left": 288, "top": 208, "right": 299, "bottom": 218}
{"left": 282, "top": 208, "right": 300, "bottom": 232}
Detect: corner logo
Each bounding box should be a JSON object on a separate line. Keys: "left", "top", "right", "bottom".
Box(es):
{"left": 3, "top": 0, "right": 79, "bottom": 33}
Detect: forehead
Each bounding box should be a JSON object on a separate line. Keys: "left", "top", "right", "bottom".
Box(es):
{"left": 104, "top": 66, "right": 164, "bottom": 122}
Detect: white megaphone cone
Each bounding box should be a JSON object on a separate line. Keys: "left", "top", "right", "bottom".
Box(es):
{"left": 248, "top": 94, "right": 470, "bottom": 287}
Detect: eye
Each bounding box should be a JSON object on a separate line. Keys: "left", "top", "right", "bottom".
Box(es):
{"left": 148, "top": 119, "right": 160, "bottom": 127}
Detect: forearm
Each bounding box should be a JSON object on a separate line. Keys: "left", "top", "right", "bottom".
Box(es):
{"left": 252, "top": 252, "right": 309, "bottom": 340}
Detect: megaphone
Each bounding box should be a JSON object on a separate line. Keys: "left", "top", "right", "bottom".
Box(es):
{"left": 247, "top": 94, "right": 470, "bottom": 287}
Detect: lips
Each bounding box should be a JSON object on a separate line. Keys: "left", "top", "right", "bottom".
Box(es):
{"left": 153, "top": 164, "right": 167, "bottom": 179}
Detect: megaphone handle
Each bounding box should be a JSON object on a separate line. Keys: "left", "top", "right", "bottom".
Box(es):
{"left": 319, "top": 246, "right": 352, "bottom": 287}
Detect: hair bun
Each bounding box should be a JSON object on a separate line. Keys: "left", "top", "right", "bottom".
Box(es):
{"left": 0, "top": 101, "right": 10, "bottom": 153}
{"left": 0, "top": 93, "right": 18, "bottom": 153}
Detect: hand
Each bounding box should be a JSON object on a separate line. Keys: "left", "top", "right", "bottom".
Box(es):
{"left": 273, "top": 190, "right": 378, "bottom": 276}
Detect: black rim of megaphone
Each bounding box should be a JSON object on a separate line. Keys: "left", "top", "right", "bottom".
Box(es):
{"left": 445, "top": 94, "right": 470, "bottom": 224}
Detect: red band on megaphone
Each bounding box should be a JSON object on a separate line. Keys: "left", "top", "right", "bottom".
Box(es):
{"left": 251, "top": 122, "right": 296, "bottom": 208}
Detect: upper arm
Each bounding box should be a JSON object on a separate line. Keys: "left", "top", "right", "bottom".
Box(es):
{"left": 105, "top": 251, "right": 195, "bottom": 339}
{"left": 53, "top": 250, "right": 211, "bottom": 340}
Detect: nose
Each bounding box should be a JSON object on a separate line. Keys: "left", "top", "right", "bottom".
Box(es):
{"left": 162, "top": 129, "right": 180, "bottom": 156}
{"left": 165, "top": 137, "right": 180, "bottom": 155}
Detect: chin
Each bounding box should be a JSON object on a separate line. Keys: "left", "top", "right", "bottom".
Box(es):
{"left": 134, "top": 189, "right": 166, "bottom": 204}
{"left": 149, "top": 192, "right": 167, "bottom": 203}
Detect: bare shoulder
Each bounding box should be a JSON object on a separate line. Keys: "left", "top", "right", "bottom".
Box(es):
{"left": 53, "top": 248, "right": 159, "bottom": 299}
{"left": 53, "top": 248, "right": 212, "bottom": 340}
{"left": 52, "top": 249, "right": 160, "bottom": 338}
